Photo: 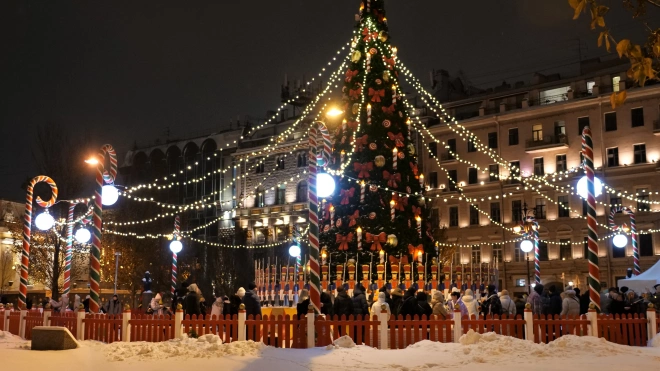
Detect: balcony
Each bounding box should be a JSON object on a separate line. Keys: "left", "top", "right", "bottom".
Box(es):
{"left": 654, "top": 120, "right": 660, "bottom": 135}
{"left": 525, "top": 134, "right": 569, "bottom": 153}
{"left": 440, "top": 152, "right": 457, "bottom": 163}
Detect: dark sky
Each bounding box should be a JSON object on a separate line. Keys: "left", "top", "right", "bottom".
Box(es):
{"left": 1, "top": 0, "right": 654, "bottom": 201}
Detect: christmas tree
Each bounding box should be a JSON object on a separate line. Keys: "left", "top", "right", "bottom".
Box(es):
{"left": 319, "top": 0, "right": 434, "bottom": 264}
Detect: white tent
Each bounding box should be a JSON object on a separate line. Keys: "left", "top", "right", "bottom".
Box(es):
{"left": 617, "top": 259, "right": 660, "bottom": 294}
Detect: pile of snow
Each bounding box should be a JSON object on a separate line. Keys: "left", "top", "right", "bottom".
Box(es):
{"left": 0, "top": 331, "right": 22, "bottom": 343}
{"left": 651, "top": 334, "right": 660, "bottom": 348}
{"left": 327, "top": 335, "right": 356, "bottom": 349}
{"left": 103, "top": 337, "right": 263, "bottom": 361}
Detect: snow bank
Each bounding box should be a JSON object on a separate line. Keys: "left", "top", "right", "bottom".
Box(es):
{"left": 651, "top": 334, "right": 660, "bottom": 348}
{"left": 327, "top": 335, "right": 356, "bottom": 349}
{"left": 104, "top": 338, "right": 263, "bottom": 361}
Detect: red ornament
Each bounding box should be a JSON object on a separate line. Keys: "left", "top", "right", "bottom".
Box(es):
{"left": 369, "top": 143, "right": 377, "bottom": 150}
{"left": 382, "top": 120, "right": 391, "bottom": 128}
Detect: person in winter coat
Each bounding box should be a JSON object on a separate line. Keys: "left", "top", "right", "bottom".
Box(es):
{"left": 499, "top": 290, "right": 516, "bottom": 317}
{"left": 561, "top": 288, "right": 581, "bottom": 317}
{"left": 390, "top": 288, "right": 404, "bottom": 317}
{"left": 296, "top": 289, "right": 311, "bottom": 319}
{"left": 226, "top": 295, "right": 242, "bottom": 317}
{"left": 50, "top": 294, "right": 70, "bottom": 313}
{"left": 320, "top": 291, "right": 334, "bottom": 317}
{"left": 371, "top": 292, "right": 391, "bottom": 319}
{"left": 527, "top": 284, "right": 545, "bottom": 315}
{"left": 150, "top": 293, "right": 165, "bottom": 316}
{"left": 83, "top": 295, "right": 90, "bottom": 313}
{"left": 548, "top": 286, "right": 563, "bottom": 316}
{"left": 199, "top": 297, "right": 207, "bottom": 318}
{"left": 351, "top": 285, "right": 369, "bottom": 317}
{"left": 379, "top": 286, "right": 394, "bottom": 309}
{"left": 183, "top": 284, "right": 201, "bottom": 317}
{"left": 481, "top": 285, "right": 503, "bottom": 317}
{"left": 514, "top": 295, "right": 526, "bottom": 316}
{"left": 333, "top": 286, "right": 354, "bottom": 317}
{"left": 399, "top": 287, "right": 421, "bottom": 318}
{"left": 607, "top": 287, "right": 625, "bottom": 315}
{"left": 237, "top": 287, "right": 246, "bottom": 299}
{"left": 417, "top": 292, "right": 432, "bottom": 317}
{"left": 575, "top": 288, "right": 589, "bottom": 315}
{"left": 105, "top": 295, "right": 122, "bottom": 315}
{"left": 210, "top": 295, "right": 224, "bottom": 318}
{"left": 73, "top": 295, "right": 81, "bottom": 312}
{"left": 462, "top": 289, "right": 479, "bottom": 319}
{"left": 242, "top": 283, "right": 262, "bottom": 317}
{"left": 431, "top": 291, "right": 449, "bottom": 319}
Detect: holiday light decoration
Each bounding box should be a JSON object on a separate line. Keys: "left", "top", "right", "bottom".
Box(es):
{"left": 608, "top": 206, "right": 639, "bottom": 275}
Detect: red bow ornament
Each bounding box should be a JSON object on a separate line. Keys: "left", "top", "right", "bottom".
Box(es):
{"left": 354, "top": 135, "right": 369, "bottom": 152}
{"left": 409, "top": 162, "right": 419, "bottom": 176}
{"left": 369, "top": 88, "right": 385, "bottom": 103}
{"left": 362, "top": 28, "right": 378, "bottom": 41}
{"left": 336, "top": 233, "right": 354, "bottom": 251}
{"left": 392, "top": 194, "right": 408, "bottom": 211}
{"left": 366, "top": 232, "right": 387, "bottom": 251}
{"left": 412, "top": 205, "right": 422, "bottom": 218}
{"left": 383, "top": 57, "right": 395, "bottom": 69}
{"left": 340, "top": 188, "right": 355, "bottom": 205}
{"left": 383, "top": 171, "right": 401, "bottom": 189}
{"left": 389, "top": 255, "right": 409, "bottom": 265}
{"left": 348, "top": 210, "right": 360, "bottom": 227}
{"left": 387, "top": 132, "right": 405, "bottom": 147}
{"left": 347, "top": 120, "right": 359, "bottom": 131}
{"left": 408, "top": 244, "right": 424, "bottom": 257}
{"left": 382, "top": 104, "right": 395, "bottom": 115}
{"left": 345, "top": 69, "right": 358, "bottom": 82}
{"left": 349, "top": 87, "right": 362, "bottom": 100}
{"left": 354, "top": 162, "right": 373, "bottom": 179}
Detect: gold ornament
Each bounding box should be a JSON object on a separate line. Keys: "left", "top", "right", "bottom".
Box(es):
{"left": 379, "top": 31, "right": 389, "bottom": 42}
{"left": 407, "top": 144, "right": 416, "bottom": 155}
{"left": 387, "top": 234, "right": 398, "bottom": 246}
{"left": 351, "top": 50, "right": 362, "bottom": 63}
{"left": 374, "top": 155, "right": 386, "bottom": 168}
{"left": 352, "top": 103, "right": 360, "bottom": 115}
{"left": 383, "top": 71, "right": 390, "bottom": 82}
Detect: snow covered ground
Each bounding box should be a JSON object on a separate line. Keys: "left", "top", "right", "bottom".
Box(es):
{"left": 2, "top": 330, "right": 659, "bottom": 371}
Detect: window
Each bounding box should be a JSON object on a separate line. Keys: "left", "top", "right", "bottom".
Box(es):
{"left": 429, "top": 142, "right": 438, "bottom": 158}
{"left": 535, "top": 198, "right": 546, "bottom": 219}
{"left": 631, "top": 107, "right": 644, "bottom": 127}
{"left": 640, "top": 234, "right": 653, "bottom": 257}
{"left": 490, "top": 202, "right": 501, "bottom": 223}
{"left": 448, "top": 170, "right": 457, "bottom": 191}
{"left": 296, "top": 181, "right": 308, "bottom": 202}
{"left": 605, "top": 112, "right": 617, "bottom": 131}
{"left": 254, "top": 187, "right": 265, "bottom": 208}
{"left": 637, "top": 189, "right": 650, "bottom": 212}
{"left": 488, "top": 132, "right": 498, "bottom": 149}
{"left": 612, "top": 76, "right": 621, "bottom": 92}
{"left": 509, "top": 128, "right": 519, "bottom": 146}
{"left": 467, "top": 140, "right": 476, "bottom": 153}
{"left": 534, "top": 157, "right": 544, "bottom": 176}
{"left": 610, "top": 194, "right": 621, "bottom": 213}
{"left": 255, "top": 159, "right": 265, "bottom": 174}
{"left": 469, "top": 205, "right": 480, "bottom": 226}
{"left": 431, "top": 208, "right": 440, "bottom": 229}
{"left": 578, "top": 116, "right": 590, "bottom": 135}
{"left": 297, "top": 152, "right": 307, "bottom": 167}
{"left": 554, "top": 121, "right": 566, "bottom": 136}
{"left": 471, "top": 245, "right": 481, "bottom": 264}
{"left": 512, "top": 200, "right": 522, "bottom": 223}
{"left": 607, "top": 147, "right": 619, "bottom": 167}
{"left": 276, "top": 157, "right": 285, "bottom": 170}
{"left": 560, "top": 239, "right": 572, "bottom": 260}
{"left": 558, "top": 195, "right": 569, "bottom": 218}
{"left": 275, "top": 185, "right": 286, "bottom": 205}
{"left": 493, "top": 244, "right": 503, "bottom": 264}
{"left": 447, "top": 139, "right": 456, "bottom": 159}
{"left": 582, "top": 199, "right": 588, "bottom": 216}
{"left": 532, "top": 124, "right": 543, "bottom": 141}
{"left": 429, "top": 172, "right": 438, "bottom": 188}
{"left": 449, "top": 206, "right": 459, "bottom": 227}
{"left": 509, "top": 161, "right": 520, "bottom": 183}
{"left": 556, "top": 154, "right": 567, "bottom": 172}
{"left": 634, "top": 144, "right": 647, "bottom": 164}
{"left": 612, "top": 238, "right": 626, "bottom": 258}
{"left": 468, "top": 168, "right": 478, "bottom": 185}
{"left": 538, "top": 241, "right": 548, "bottom": 261}
{"left": 587, "top": 81, "right": 595, "bottom": 94}
{"left": 514, "top": 241, "right": 526, "bottom": 262}
{"left": 489, "top": 164, "right": 499, "bottom": 182}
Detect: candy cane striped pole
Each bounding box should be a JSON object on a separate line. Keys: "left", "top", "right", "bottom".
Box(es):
{"left": 171, "top": 215, "right": 180, "bottom": 295}
{"left": 608, "top": 206, "right": 639, "bottom": 276}
{"left": 582, "top": 127, "right": 601, "bottom": 312}
{"left": 20, "top": 176, "right": 58, "bottom": 309}
{"left": 308, "top": 122, "right": 331, "bottom": 314}
{"left": 90, "top": 144, "right": 117, "bottom": 314}
{"left": 63, "top": 203, "right": 76, "bottom": 295}
{"left": 531, "top": 218, "right": 541, "bottom": 284}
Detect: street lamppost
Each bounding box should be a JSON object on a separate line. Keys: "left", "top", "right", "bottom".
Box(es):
{"left": 114, "top": 251, "right": 121, "bottom": 294}
{"left": 170, "top": 216, "right": 182, "bottom": 295}
{"left": 520, "top": 239, "right": 533, "bottom": 294}
{"left": 513, "top": 201, "right": 540, "bottom": 289}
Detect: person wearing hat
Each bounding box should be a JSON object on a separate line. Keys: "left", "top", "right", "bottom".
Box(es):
{"left": 390, "top": 287, "right": 404, "bottom": 317}
{"left": 332, "top": 286, "right": 354, "bottom": 318}
{"left": 462, "top": 289, "right": 480, "bottom": 318}
{"left": 183, "top": 284, "right": 201, "bottom": 317}
{"left": 499, "top": 290, "right": 516, "bottom": 317}
{"left": 607, "top": 287, "right": 625, "bottom": 315}
{"left": 211, "top": 293, "right": 224, "bottom": 319}
{"left": 296, "top": 289, "right": 311, "bottom": 319}
{"left": 480, "top": 285, "right": 502, "bottom": 316}
{"left": 242, "top": 282, "right": 262, "bottom": 317}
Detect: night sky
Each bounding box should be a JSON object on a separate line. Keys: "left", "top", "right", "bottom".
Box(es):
{"left": 1, "top": 0, "right": 653, "bottom": 200}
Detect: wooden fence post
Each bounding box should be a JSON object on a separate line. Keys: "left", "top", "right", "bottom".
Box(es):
{"left": 43, "top": 309, "right": 51, "bottom": 327}
{"left": 238, "top": 304, "right": 246, "bottom": 342}
{"left": 586, "top": 306, "right": 598, "bottom": 337}
{"left": 453, "top": 308, "right": 461, "bottom": 343}
{"left": 379, "top": 305, "right": 388, "bottom": 349}
{"left": 647, "top": 304, "right": 657, "bottom": 346}
{"left": 2, "top": 310, "right": 8, "bottom": 331}
{"left": 18, "top": 310, "right": 27, "bottom": 339}
{"left": 76, "top": 311, "right": 86, "bottom": 340}
{"left": 523, "top": 304, "right": 534, "bottom": 342}
{"left": 122, "top": 305, "right": 131, "bottom": 342}
{"left": 174, "top": 304, "right": 183, "bottom": 339}
{"left": 307, "top": 305, "right": 315, "bottom": 349}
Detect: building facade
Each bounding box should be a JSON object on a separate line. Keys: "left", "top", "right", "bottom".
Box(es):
{"left": 424, "top": 58, "right": 660, "bottom": 295}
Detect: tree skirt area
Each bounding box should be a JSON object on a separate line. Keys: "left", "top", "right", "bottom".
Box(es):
{"left": 2, "top": 330, "right": 660, "bottom": 371}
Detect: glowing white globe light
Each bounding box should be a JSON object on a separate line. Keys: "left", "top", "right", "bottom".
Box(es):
{"left": 576, "top": 176, "right": 603, "bottom": 199}
{"left": 613, "top": 234, "right": 628, "bottom": 248}
{"left": 102, "top": 185, "right": 119, "bottom": 206}
{"left": 170, "top": 240, "right": 183, "bottom": 253}
{"left": 520, "top": 239, "right": 534, "bottom": 253}
{"left": 35, "top": 212, "right": 55, "bottom": 231}
{"left": 289, "top": 244, "right": 301, "bottom": 257}
{"left": 316, "top": 173, "right": 336, "bottom": 198}
{"left": 75, "top": 228, "right": 91, "bottom": 244}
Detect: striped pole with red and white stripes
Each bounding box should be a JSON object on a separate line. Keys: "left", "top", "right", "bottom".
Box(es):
{"left": 171, "top": 215, "right": 180, "bottom": 295}
{"left": 582, "top": 127, "right": 601, "bottom": 312}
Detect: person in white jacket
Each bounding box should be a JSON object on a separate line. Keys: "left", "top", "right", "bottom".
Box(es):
{"left": 370, "top": 292, "right": 391, "bottom": 320}
{"left": 210, "top": 295, "right": 224, "bottom": 318}
{"left": 499, "top": 290, "right": 517, "bottom": 317}
{"left": 50, "top": 294, "right": 69, "bottom": 313}
{"left": 150, "top": 293, "right": 165, "bottom": 315}
{"left": 561, "top": 288, "right": 581, "bottom": 317}
{"left": 462, "top": 289, "right": 479, "bottom": 319}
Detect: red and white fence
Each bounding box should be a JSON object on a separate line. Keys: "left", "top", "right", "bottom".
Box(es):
{"left": 1, "top": 305, "right": 658, "bottom": 349}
